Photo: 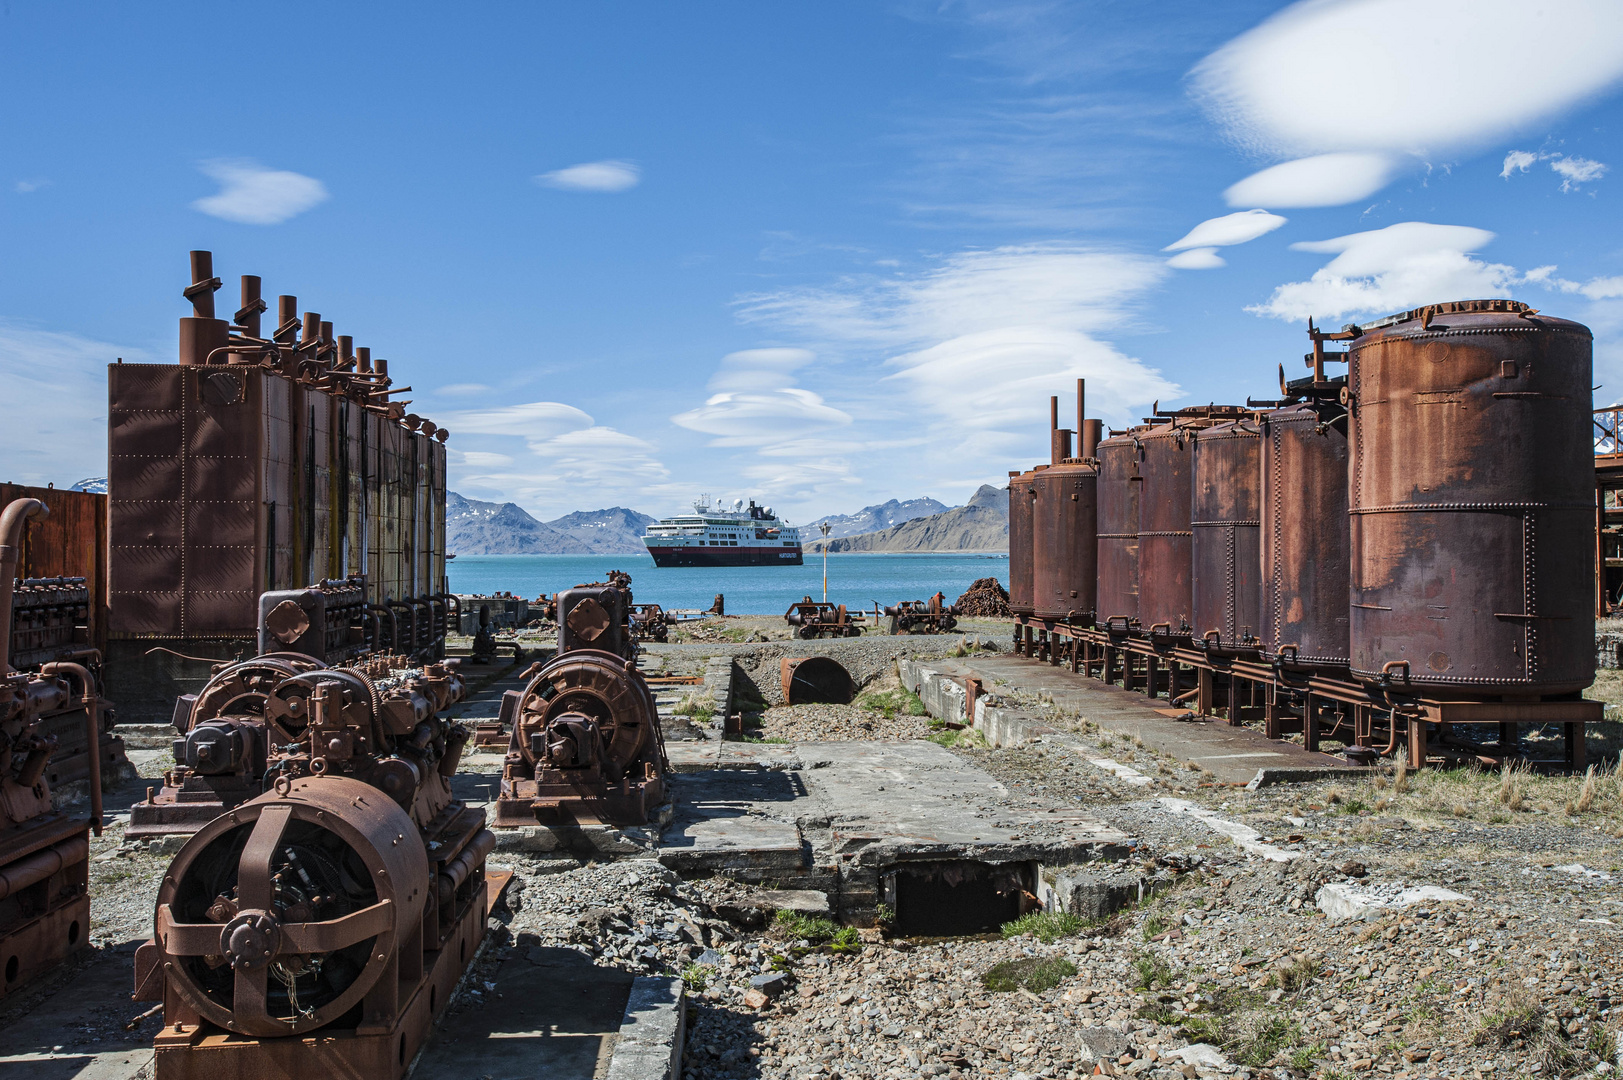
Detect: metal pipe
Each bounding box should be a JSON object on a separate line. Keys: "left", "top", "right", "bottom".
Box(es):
{"left": 302, "top": 312, "right": 321, "bottom": 347}
{"left": 42, "top": 661, "right": 103, "bottom": 836}
{"left": 236, "top": 275, "right": 264, "bottom": 338}
{"left": 187, "top": 251, "right": 216, "bottom": 319}
{"left": 0, "top": 498, "right": 47, "bottom": 674}
{"left": 0, "top": 835, "right": 88, "bottom": 901}
{"left": 357, "top": 346, "right": 372, "bottom": 374}
{"left": 1077, "top": 378, "right": 1084, "bottom": 438}
{"left": 276, "top": 296, "right": 299, "bottom": 342}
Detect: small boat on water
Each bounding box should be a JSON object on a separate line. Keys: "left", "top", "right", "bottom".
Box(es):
{"left": 642, "top": 495, "right": 803, "bottom": 567}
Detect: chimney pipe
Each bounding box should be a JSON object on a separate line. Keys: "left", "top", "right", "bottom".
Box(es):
{"left": 357, "top": 346, "right": 372, "bottom": 373}
{"left": 302, "top": 312, "right": 321, "bottom": 347}
{"left": 1049, "top": 395, "right": 1072, "bottom": 464}
{"left": 276, "top": 296, "right": 299, "bottom": 342}
{"left": 179, "top": 251, "right": 227, "bottom": 365}
{"left": 236, "top": 275, "right": 264, "bottom": 339}
{"left": 376, "top": 357, "right": 389, "bottom": 380}
{"left": 338, "top": 335, "right": 353, "bottom": 367}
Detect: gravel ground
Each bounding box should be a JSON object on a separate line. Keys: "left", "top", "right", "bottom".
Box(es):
{"left": 753, "top": 703, "right": 941, "bottom": 743}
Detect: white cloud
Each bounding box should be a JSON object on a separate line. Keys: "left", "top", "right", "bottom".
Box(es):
{"left": 1501, "top": 150, "right": 1540, "bottom": 178}
{"left": 1223, "top": 152, "right": 1400, "bottom": 208}
{"left": 672, "top": 388, "right": 852, "bottom": 447}
{"left": 435, "top": 382, "right": 492, "bottom": 397}
{"left": 14, "top": 179, "right": 46, "bottom": 194}
{"left": 736, "top": 244, "right": 1179, "bottom": 468}
{"left": 1165, "top": 209, "right": 1287, "bottom": 251}
{"left": 1581, "top": 276, "right": 1623, "bottom": 299}
{"left": 535, "top": 160, "right": 640, "bottom": 192}
{"left": 453, "top": 450, "right": 514, "bottom": 468}
{"left": 1250, "top": 221, "right": 1519, "bottom": 321}
{"left": 0, "top": 323, "right": 149, "bottom": 486}
{"left": 706, "top": 348, "right": 816, "bottom": 393}
{"left": 1193, "top": 0, "right": 1623, "bottom": 160}
{"left": 1166, "top": 247, "right": 1226, "bottom": 270}
{"left": 440, "top": 400, "right": 593, "bottom": 440}
{"left": 1553, "top": 155, "right": 1608, "bottom": 191}
{"left": 192, "top": 159, "right": 329, "bottom": 225}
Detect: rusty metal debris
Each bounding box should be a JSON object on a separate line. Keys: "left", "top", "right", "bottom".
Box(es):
{"left": 954, "top": 577, "right": 1011, "bottom": 617}
{"left": 629, "top": 603, "right": 670, "bottom": 644}
{"left": 884, "top": 593, "right": 962, "bottom": 634}
{"left": 494, "top": 648, "right": 668, "bottom": 826}
{"left": 132, "top": 626, "right": 493, "bottom": 1079}
{"left": 0, "top": 499, "right": 102, "bottom": 999}
{"left": 784, "top": 597, "right": 862, "bottom": 639}
{"left": 781, "top": 656, "right": 856, "bottom": 705}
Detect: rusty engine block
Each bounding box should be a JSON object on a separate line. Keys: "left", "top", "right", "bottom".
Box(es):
{"left": 132, "top": 613, "right": 492, "bottom": 1079}
{"left": 884, "top": 593, "right": 962, "bottom": 635}
{"left": 128, "top": 584, "right": 466, "bottom": 840}
{"left": 0, "top": 499, "right": 104, "bottom": 999}
{"left": 785, "top": 597, "right": 862, "bottom": 639}
{"left": 495, "top": 648, "right": 668, "bottom": 827}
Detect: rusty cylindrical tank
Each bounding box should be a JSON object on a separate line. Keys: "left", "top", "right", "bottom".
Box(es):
{"left": 1191, "top": 419, "right": 1262, "bottom": 650}
{"left": 1007, "top": 470, "right": 1037, "bottom": 617}
{"left": 150, "top": 775, "right": 428, "bottom": 1037}
{"left": 1031, "top": 460, "right": 1098, "bottom": 622}
{"left": 1094, "top": 433, "right": 1141, "bottom": 625}
{"left": 1259, "top": 401, "right": 1351, "bottom": 670}
{"left": 1136, "top": 422, "right": 1198, "bottom": 634}
{"left": 1347, "top": 299, "right": 1595, "bottom": 695}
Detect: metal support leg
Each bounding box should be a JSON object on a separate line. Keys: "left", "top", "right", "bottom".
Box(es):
{"left": 1304, "top": 692, "right": 1319, "bottom": 753}
{"left": 1197, "top": 667, "right": 1213, "bottom": 717}
{"left": 1408, "top": 717, "right": 1427, "bottom": 771}
{"left": 1145, "top": 655, "right": 1159, "bottom": 700}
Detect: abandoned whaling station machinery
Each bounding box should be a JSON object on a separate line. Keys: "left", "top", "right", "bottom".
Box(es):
{"left": 0, "top": 498, "right": 108, "bottom": 1000}
{"left": 105, "top": 251, "right": 455, "bottom": 724}
{"left": 494, "top": 570, "right": 672, "bottom": 827}
{"left": 1009, "top": 299, "right": 1602, "bottom": 771}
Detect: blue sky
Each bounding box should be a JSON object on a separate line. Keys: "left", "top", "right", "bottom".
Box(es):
{"left": 4, "top": 1, "right": 1623, "bottom": 524}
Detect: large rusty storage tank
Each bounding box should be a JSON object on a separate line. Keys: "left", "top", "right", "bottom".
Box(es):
{"left": 1031, "top": 459, "right": 1098, "bottom": 622}
{"left": 1347, "top": 299, "right": 1595, "bottom": 695}
{"left": 1136, "top": 422, "right": 1197, "bottom": 634}
{"left": 1007, "top": 469, "right": 1036, "bottom": 618}
{"left": 1259, "top": 401, "right": 1351, "bottom": 670}
{"left": 1094, "top": 433, "right": 1141, "bottom": 624}
{"left": 1191, "top": 419, "right": 1262, "bottom": 650}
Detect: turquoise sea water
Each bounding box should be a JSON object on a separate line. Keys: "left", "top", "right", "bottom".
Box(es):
{"left": 445, "top": 552, "right": 1009, "bottom": 615}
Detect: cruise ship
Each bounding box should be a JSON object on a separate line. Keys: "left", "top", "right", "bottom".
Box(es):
{"left": 642, "top": 496, "right": 803, "bottom": 567}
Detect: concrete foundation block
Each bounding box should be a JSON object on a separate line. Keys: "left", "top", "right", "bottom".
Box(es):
{"left": 607, "top": 976, "right": 686, "bottom": 1080}
{"left": 1042, "top": 865, "right": 1153, "bottom": 921}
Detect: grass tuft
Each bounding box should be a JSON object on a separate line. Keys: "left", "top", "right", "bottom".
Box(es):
{"left": 980, "top": 956, "right": 1076, "bottom": 994}
{"left": 1000, "top": 910, "right": 1088, "bottom": 944}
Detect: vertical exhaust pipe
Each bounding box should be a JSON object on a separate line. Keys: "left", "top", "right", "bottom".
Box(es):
{"left": 0, "top": 498, "right": 45, "bottom": 675}
{"left": 1049, "top": 395, "right": 1072, "bottom": 464}
{"left": 1076, "top": 377, "right": 1101, "bottom": 459}
{"left": 357, "top": 346, "right": 372, "bottom": 374}
{"left": 237, "top": 275, "right": 264, "bottom": 339}
{"left": 179, "top": 251, "right": 227, "bottom": 366}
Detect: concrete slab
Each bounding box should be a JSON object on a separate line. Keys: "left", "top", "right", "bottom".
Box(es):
{"left": 412, "top": 945, "right": 633, "bottom": 1080}
{"left": 0, "top": 944, "right": 153, "bottom": 1080}
{"left": 917, "top": 655, "right": 1360, "bottom": 787}
{"left": 659, "top": 770, "right": 807, "bottom": 872}
{"left": 606, "top": 976, "right": 686, "bottom": 1080}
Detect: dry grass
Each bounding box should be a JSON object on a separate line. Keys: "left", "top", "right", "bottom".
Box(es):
{"left": 1325, "top": 756, "right": 1623, "bottom": 829}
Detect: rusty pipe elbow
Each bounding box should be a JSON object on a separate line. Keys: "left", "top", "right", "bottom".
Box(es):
{"left": 41, "top": 661, "right": 102, "bottom": 836}
{"left": 0, "top": 498, "right": 47, "bottom": 675}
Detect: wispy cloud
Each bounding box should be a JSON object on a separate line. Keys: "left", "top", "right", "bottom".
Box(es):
{"left": 14, "top": 178, "right": 47, "bottom": 194}
{"left": 674, "top": 348, "right": 852, "bottom": 448}
{"left": 1223, "top": 152, "right": 1399, "bottom": 209}
{"left": 1501, "top": 150, "right": 1541, "bottom": 178}
{"left": 1166, "top": 248, "right": 1226, "bottom": 270}
{"left": 0, "top": 323, "right": 148, "bottom": 486}
{"left": 535, "top": 160, "right": 640, "bottom": 193}
{"left": 193, "top": 159, "right": 329, "bottom": 225}
{"left": 1249, "top": 222, "right": 1526, "bottom": 321}
{"left": 1553, "top": 155, "right": 1608, "bottom": 191}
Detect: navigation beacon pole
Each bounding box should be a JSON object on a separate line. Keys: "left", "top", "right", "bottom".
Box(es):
{"left": 819, "top": 521, "right": 831, "bottom": 602}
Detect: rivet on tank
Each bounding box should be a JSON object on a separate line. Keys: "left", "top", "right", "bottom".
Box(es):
{"left": 1345, "top": 299, "right": 1596, "bottom": 698}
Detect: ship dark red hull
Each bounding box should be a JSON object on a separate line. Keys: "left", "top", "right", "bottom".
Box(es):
{"left": 645, "top": 546, "right": 803, "bottom": 567}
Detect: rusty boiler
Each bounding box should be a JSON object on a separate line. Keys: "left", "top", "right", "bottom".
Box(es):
{"left": 1094, "top": 430, "right": 1142, "bottom": 626}
{"left": 132, "top": 641, "right": 490, "bottom": 1079}
{"left": 1346, "top": 299, "right": 1595, "bottom": 696}
{"left": 1007, "top": 467, "right": 1037, "bottom": 619}
{"left": 1191, "top": 418, "right": 1263, "bottom": 652}
{"left": 1259, "top": 400, "right": 1351, "bottom": 671}
{"left": 1135, "top": 420, "right": 1198, "bottom": 636}
{"left": 1031, "top": 382, "right": 1099, "bottom": 623}
{"left": 495, "top": 648, "right": 668, "bottom": 827}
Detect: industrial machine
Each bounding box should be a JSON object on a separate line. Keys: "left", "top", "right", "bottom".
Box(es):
{"left": 784, "top": 597, "right": 862, "bottom": 639}
{"left": 884, "top": 593, "right": 963, "bottom": 635}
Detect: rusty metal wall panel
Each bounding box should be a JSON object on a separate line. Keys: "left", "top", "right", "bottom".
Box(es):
{"left": 1260, "top": 403, "right": 1350, "bottom": 669}
{"left": 1136, "top": 423, "right": 1195, "bottom": 633}
{"left": 108, "top": 364, "right": 185, "bottom": 636}
{"left": 1031, "top": 463, "right": 1097, "bottom": 621}
{"left": 428, "top": 435, "right": 447, "bottom": 593}
{"left": 184, "top": 367, "right": 261, "bottom": 634}
{"left": 261, "top": 374, "right": 296, "bottom": 593}
{"left": 1348, "top": 301, "right": 1595, "bottom": 695}
{"left": 1094, "top": 435, "right": 1140, "bottom": 624}
{"left": 0, "top": 483, "right": 107, "bottom": 654}
{"left": 1191, "top": 420, "right": 1262, "bottom": 648}
{"left": 1007, "top": 471, "right": 1035, "bottom": 617}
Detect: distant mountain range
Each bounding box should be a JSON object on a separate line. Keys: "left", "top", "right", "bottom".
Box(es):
{"left": 446, "top": 488, "right": 1009, "bottom": 556}
{"left": 804, "top": 497, "right": 949, "bottom": 540}
{"left": 446, "top": 493, "right": 655, "bottom": 555}
{"left": 808, "top": 485, "right": 1008, "bottom": 553}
